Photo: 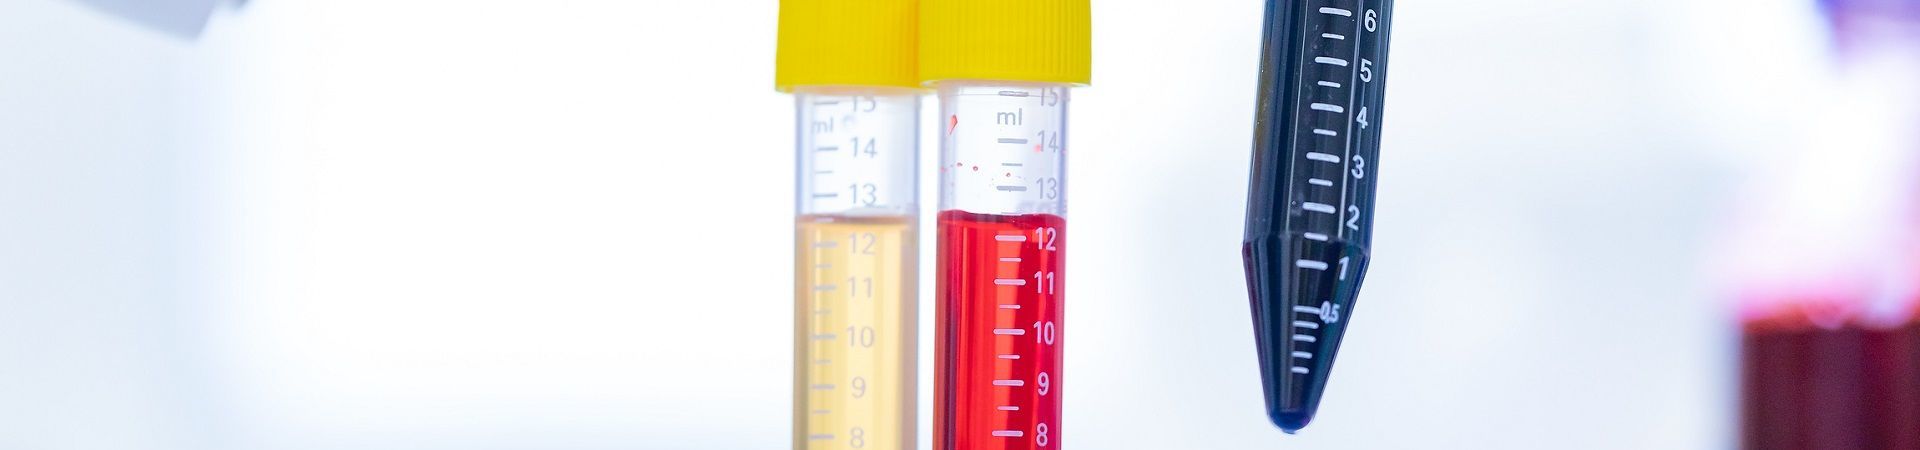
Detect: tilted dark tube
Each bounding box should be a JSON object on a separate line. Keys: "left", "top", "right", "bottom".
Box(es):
{"left": 1243, "top": 0, "right": 1395, "bottom": 433}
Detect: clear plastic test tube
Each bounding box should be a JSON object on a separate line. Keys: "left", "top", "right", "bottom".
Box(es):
{"left": 919, "top": 2, "right": 1089, "bottom": 449}
{"left": 777, "top": 2, "right": 921, "bottom": 449}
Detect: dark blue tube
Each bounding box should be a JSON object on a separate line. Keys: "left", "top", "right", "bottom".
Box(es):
{"left": 1242, "top": 0, "right": 1394, "bottom": 433}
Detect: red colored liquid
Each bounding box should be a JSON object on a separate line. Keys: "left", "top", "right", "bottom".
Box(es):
{"left": 935, "top": 210, "right": 1065, "bottom": 450}
{"left": 1741, "top": 304, "right": 1920, "bottom": 450}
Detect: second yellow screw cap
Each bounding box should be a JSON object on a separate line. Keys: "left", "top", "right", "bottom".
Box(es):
{"left": 919, "top": 0, "right": 1092, "bottom": 86}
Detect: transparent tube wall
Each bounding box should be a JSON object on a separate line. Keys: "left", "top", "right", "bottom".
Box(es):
{"left": 936, "top": 82, "right": 1069, "bottom": 215}
{"left": 934, "top": 81, "right": 1070, "bottom": 450}
{"left": 793, "top": 87, "right": 920, "bottom": 450}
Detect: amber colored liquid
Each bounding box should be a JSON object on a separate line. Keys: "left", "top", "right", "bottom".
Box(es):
{"left": 795, "top": 215, "right": 917, "bottom": 450}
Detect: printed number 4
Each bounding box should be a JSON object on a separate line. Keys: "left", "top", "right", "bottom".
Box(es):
{"left": 849, "top": 137, "right": 877, "bottom": 158}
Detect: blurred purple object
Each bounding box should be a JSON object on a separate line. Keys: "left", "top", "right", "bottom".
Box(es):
{"left": 1818, "top": 0, "right": 1920, "bottom": 49}
{"left": 1818, "top": 0, "right": 1920, "bottom": 17}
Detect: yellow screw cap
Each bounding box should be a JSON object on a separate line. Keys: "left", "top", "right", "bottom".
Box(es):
{"left": 919, "top": 0, "right": 1091, "bottom": 86}
{"left": 775, "top": 0, "right": 920, "bottom": 92}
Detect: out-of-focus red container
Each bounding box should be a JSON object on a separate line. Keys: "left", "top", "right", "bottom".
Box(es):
{"left": 1741, "top": 300, "right": 1920, "bottom": 450}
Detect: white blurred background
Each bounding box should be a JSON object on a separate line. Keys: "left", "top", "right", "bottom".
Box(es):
{"left": 0, "top": 0, "right": 1859, "bottom": 448}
